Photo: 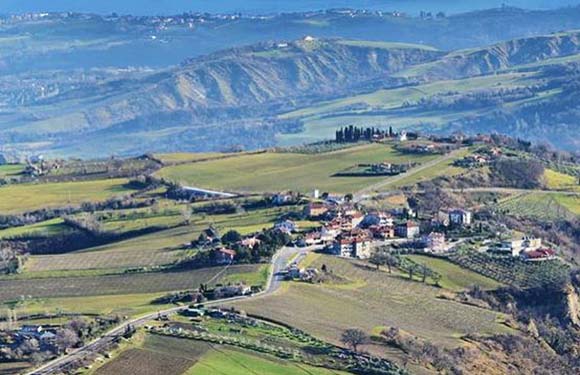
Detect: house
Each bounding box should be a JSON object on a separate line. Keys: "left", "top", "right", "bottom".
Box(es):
{"left": 239, "top": 237, "right": 261, "bottom": 249}
{"left": 305, "top": 203, "right": 328, "bottom": 218}
{"left": 213, "top": 284, "right": 251, "bottom": 299}
{"left": 398, "top": 131, "right": 408, "bottom": 141}
{"left": 19, "top": 325, "right": 43, "bottom": 338}
{"left": 329, "top": 234, "right": 372, "bottom": 259}
{"left": 362, "top": 212, "right": 394, "bottom": 227}
{"left": 449, "top": 209, "right": 472, "bottom": 226}
{"left": 39, "top": 331, "right": 57, "bottom": 343}
{"left": 421, "top": 232, "right": 446, "bottom": 253}
{"left": 520, "top": 248, "right": 556, "bottom": 262}
{"left": 496, "top": 236, "right": 542, "bottom": 257}
{"left": 212, "top": 248, "right": 236, "bottom": 265}
{"left": 395, "top": 221, "right": 420, "bottom": 239}
{"left": 272, "top": 192, "right": 296, "bottom": 205}
{"left": 368, "top": 225, "right": 395, "bottom": 240}
{"left": 275, "top": 220, "right": 298, "bottom": 234}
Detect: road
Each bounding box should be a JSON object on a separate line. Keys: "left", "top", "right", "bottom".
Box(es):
{"left": 28, "top": 246, "right": 306, "bottom": 375}
{"left": 354, "top": 148, "right": 466, "bottom": 202}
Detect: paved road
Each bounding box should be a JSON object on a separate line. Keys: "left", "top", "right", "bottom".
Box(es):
{"left": 28, "top": 246, "right": 306, "bottom": 375}
{"left": 354, "top": 148, "right": 466, "bottom": 202}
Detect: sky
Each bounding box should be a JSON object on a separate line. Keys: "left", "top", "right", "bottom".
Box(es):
{"left": 2, "top": 0, "right": 578, "bottom": 16}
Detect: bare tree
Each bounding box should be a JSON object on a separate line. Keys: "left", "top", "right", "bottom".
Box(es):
{"left": 341, "top": 328, "right": 368, "bottom": 353}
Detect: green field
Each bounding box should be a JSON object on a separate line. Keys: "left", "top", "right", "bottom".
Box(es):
{"left": 0, "top": 178, "right": 136, "bottom": 214}
{"left": 153, "top": 152, "right": 224, "bottom": 164}
{"left": 156, "top": 144, "right": 437, "bottom": 194}
{"left": 189, "top": 347, "right": 349, "bottom": 375}
{"left": 498, "top": 192, "right": 579, "bottom": 220}
{"left": 0, "top": 218, "right": 70, "bottom": 239}
{"left": 23, "top": 205, "right": 299, "bottom": 274}
{"left": 276, "top": 72, "right": 539, "bottom": 145}
{"left": 232, "top": 255, "right": 510, "bottom": 351}
{"left": 403, "top": 255, "right": 502, "bottom": 292}
{"left": 0, "top": 265, "right": 260, "bottom": 303}
{"left": 544, "top": 169, "right": 579, "bottom": 192}
{"left": 94, "top": 334, "right": 349, "bottom": 375}
{"left": 337, "top": 40, "right": 438, "bottom": 51}
{"left": 0, "top": 164, "right": 24, "bottom": 178}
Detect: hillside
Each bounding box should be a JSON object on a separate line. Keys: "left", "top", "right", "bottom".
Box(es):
{"left": 2, "top": 30, "right": 580, "bottom": 157}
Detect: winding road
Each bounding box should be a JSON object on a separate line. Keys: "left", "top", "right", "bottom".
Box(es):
{"left": 28, "top": 246, "right": 305, "bottom": 375}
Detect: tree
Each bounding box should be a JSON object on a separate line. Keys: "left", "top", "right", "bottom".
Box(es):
{"left": 181, "top": 205, "right": 193, "bottom": 225}
{"left": 341, "top": 328, "right": 367, "bottom": 353}
{"left": 369, "top": 251, "right": 386, "bottom": 270}
{"left": 56, "top": 328, "right": 79, "bottom": 353}
{"left": 222, "top": 230, "right": 242, "bottom": 244}
{"left": 385, "top": 254, "right": 399, "bottom": 274}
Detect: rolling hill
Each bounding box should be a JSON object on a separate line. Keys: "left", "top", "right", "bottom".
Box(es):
{"left": 1, "top": 30, "right": 580, "bottom": 157}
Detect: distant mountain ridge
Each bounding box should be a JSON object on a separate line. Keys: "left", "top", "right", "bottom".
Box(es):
{"left": 2, "top": 31, "right": 580, "bottom": 156}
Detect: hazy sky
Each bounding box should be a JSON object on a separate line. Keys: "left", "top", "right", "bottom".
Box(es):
{"left": 2, "top": 0, "right": 578, "bottom": 15}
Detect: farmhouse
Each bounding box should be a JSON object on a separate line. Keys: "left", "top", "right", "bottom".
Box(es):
{"left": 212, "top": 248, "right": 236, "bottom": 265}
{"left": 496, "top": 236, "right": 543, "bottom": 256}
{"left": 239, "top": 237, "right": 261, "bottom": 249}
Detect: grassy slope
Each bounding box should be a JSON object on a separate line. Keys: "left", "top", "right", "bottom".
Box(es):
{"left": 188, "top": 347, "right": 349, "bottom": 375}
{"left": 544, "top": 169, "right": 580, "bottom": 192}
{"left": 232, "top": 255, "right": 510, "bottom": 351}
{"left": 0, "top": 164, "right": 24, "bottom": 177}
{"left": 0, "top": 178, "right": 135, "bottom": 214}
{"left": 277, "top": 72, "right": 535, "bottom": 145}
{"left": 0, "top": 218, "right": 69, "bottom": 239}
{"left": 498, "top": 192, "right": 579, "bottom": 220}
{"left": 156, "top": 144, "right": 437, "bottom": 194}
{"left": 404, "top": 255, "right": 502, "bottom": 291}
{"left": 0, "top": 264, "right": 260, "bottom": 303}
{"left": 23, "top": 205, "right": 297, "bottom": 273}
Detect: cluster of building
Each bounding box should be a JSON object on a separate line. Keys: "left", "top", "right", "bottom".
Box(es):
{"left": 300, "top": 200, "right": 474, "bottom": 259}
{"left": 493, "top": 236, "right": 556, "bottom": 261}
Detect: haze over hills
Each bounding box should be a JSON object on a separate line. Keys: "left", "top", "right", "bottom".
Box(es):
{"left": 1, "top": 6, "right": 580, "bottom": 158}
{"left": 2, "top": 0, "right": 578, "bottom": 16}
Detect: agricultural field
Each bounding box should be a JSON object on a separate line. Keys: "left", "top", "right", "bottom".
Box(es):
{"left": 152, "top": 152, "right": 224, "bottom": 165}
{"left": 498, "top": 192, "right": 579, "bottom": 220}
{"left": 156, "top": 144, "right": 438, "bottom": 194}
{"left": 403, "top": 255, "right": 502, "bottom": 292}
{"left": 543, "top": 169, "right": 580, "bottom": 191}
{"left": 0, "top": 178, "right": 137, "bottom": 214}
{"left": 277, "top": 72, "right": 536, "bottom": 145}
{"left": 0, "top": 164, "right": 24, "bottom": 178}
{"left": 231, "top": 255, "right": 510, "bottom": 351}
{"left": 22, "top": 204, "right": 298, "bottom": 274}
{"left": 6, "top": 293, "right": 175, "bottom": 319}
{"left": 94, "top": 333, "right": 349, "bottom": 375}
{"left": 0, "top": 264, "right": 260, "bottom": 302}
{"left": 448, "top": 251, "right": 570, "bottom": 289}
{"left": 0, "top": 218, "right": 70, "bottom": 239}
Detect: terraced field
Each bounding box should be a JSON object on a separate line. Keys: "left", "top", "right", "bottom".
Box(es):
{"left": 232, "top": 255, "right": 511, "bottom": 350}
{"left": 0, "top": 178, "right": 136, "bottom": 214}
{"left": 156, "top": 144, "right": 437, "bottom": 194}
{"left": 498, "top": 192, "right": 579, "bottom": 220}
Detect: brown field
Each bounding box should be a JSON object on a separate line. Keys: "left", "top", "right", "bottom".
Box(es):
{"left": 95, "top": 335, "right": 210, "bottom": 375}
{"left": 231, "top": 255, "right": 510, "bottom": 350}
{"left": 0, "top": 265, "right": 259, "bottom": 302}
